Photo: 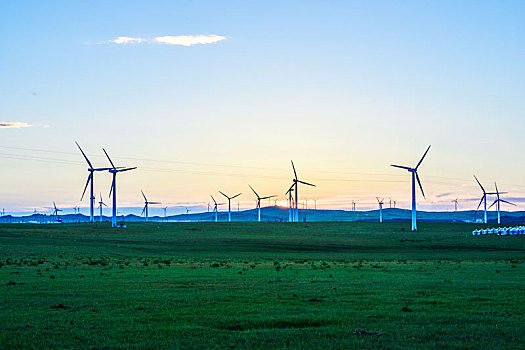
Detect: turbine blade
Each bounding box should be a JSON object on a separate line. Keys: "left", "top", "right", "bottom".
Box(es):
{"left": 494, "top": 182, "right": 500, "bottom": 198}
{"left": 141, "top": 190, "right": 147, "bottom": 202}
{"left": 415, "top": 145, "right": 431, "bottom": 170}
{"left": 149, "top": 202, "right": 161, "bottom": 204}
{"left": 75, "top": 141, "right": 93, "bottom": 168}
{"left": 488, "top": 200, "right": 497, "bottom": 209}
{"left": 231, "top": 193, "right": 242, "bottom": 199}
{"left": 416, "top": 172, "right": 425, "bottom": 198}
{"left": 210, "top": 195, "right": 217, "bottom": 205}
{"left": 219, "top": 191, "right": 229, "bottom": 199}
{"left": 285, "top": 183, "right": 295, "bottom": 195}
{"left": 109, "top": 177, "right": 114, "bottom": 198}
{"left": 249, "top": 184, "right": 259, "bottom": 198}
{"left": 298, "top": 180, "right": 316, "bottom": 187}
{"left": 500, "top": 199, "right": 516, "bottom": 206}
{"left": 391, "top": 165, "right": 411, "bottom": 170}
{"left": 476, "top": 195, "right": 485, "bottom": 210}
{"left": 473, "top": 175, "right": 485, "bottom": 193}
{"left": 117, "top": 167, "right": 136, "bottom": 172}
{"left": 291, "top": 160, "right": 297, "bottom": 180}
{"left": 141, "top": 206, "right": 146, "bottom": 216}
{"left": 261, "top": 195, "right": 277, "bottom": 199}
{"left": 80, "top": 173, "right": 92, "bottom": 201}
{"left": 93, "top": 167, "right": 112, "bottom": 171}
{"left": 102, "top": 148, "right": 116, "bottom": 169}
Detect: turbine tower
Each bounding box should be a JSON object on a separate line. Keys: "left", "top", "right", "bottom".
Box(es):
{"left": 103, "top": 148, "right": 136, "bottom": 228}
{"left": 97, "top": 193, "right": 107, "bottom": 222}
{"left": 474, "top": 175, "right": 496, "bottom": 224}
{"left": 249, "top": 185, "right": 276, "bottom": 222}
{"left": 76, "top": 142, "right": 111, "bottom": 222}
{"left": 141, "top": 190, "right": 160, "bottom": 222}
{"left": 489, "top": 182, "right": 514, "bottom": 224}
{"left": 290, "top": 160, "right": 316, "bottom": 222}
{"left": 219, "top": 191, "right": 241, "bottom": 222}
{"left": 391, "top": 145, "right": 431, "bottom": 231}
{"left": 377, "top": 197, "right": 384, "bottom": 223}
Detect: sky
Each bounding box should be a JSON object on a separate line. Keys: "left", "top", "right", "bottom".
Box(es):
{"left": 1, "top": 0, "right": 524, "bottom": 216}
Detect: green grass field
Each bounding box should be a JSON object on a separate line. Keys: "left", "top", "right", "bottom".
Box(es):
{"left": 1, "top": 222, "right": 524, "bottom": 349}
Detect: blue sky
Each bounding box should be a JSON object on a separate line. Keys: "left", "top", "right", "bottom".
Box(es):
{"left": 1, "top": 1, "right": 524, "bottom": 215}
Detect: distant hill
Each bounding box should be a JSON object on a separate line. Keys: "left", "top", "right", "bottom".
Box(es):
{"left": 1, "top": 207, "right": 524, "bottom": 224}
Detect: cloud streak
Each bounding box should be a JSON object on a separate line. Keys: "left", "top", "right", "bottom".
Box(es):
{"left": 108, "top": 35, "right": 226, "bottom": 46}
{"left": 0, "top": 122, "right": 32, "bottom": 129}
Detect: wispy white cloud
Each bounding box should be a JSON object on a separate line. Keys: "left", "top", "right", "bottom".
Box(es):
{"left": 107, "top": 35, "right": 226, "bottom": 46}
{"left": 110, "top": 36, "right": 145, "bottom": 44}
{"left": 0, "top": 122, "right": 32, "bottom": 129}
{"left": 153, "top": 35, "right": 226, "bottom": 46}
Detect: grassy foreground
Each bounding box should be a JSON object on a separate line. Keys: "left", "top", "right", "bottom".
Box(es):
{"left": 0, "top": 222, "right": 524, "bottom": 349}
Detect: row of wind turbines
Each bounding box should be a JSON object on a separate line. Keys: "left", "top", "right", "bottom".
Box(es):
{"left": 74, "top": 142, "right": 514, "bottom": 231}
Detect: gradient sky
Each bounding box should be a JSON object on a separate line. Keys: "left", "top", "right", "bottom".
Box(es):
{"left": 1, "top": 1, "right": 524, "bottom": 216}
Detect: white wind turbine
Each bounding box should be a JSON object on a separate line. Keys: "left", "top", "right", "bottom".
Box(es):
{"left": 97, "top": 193, "right": 107, "bottom": 222}
{"left": 219, "top": 191, "right": 241, "bottom": 222}
{"left": 376, "top": 197, "right": 384, "bottom": 223}
{"left": 103, "top": 148, "right": 136, "bottom": 228}
{"left": 141, "top": 190, "right": 160, "bottom": 222}
{"left": 474, "top": 175, "right": 496, "bottom": 224}
{"left": 52, "top": 201, "right": 62, "bottom": 221}
{"left": 210, "top": 195, "right": 225, "bottom": 222}
{"left": 290, "top": 160, "right": 316, "bottom": 222}
{"left": 452, "top": 199, "right": 459, "bottom": 212}
{"left": 489, "top": 182, "right": 515, "bottom": 224}
{"left": 286, "top": 183, "right": 295, "bottom": 222}
{"left": 249, "top": 185, "right": 276, "bottom": 222}
{"left": 391, "top": 145, "right": 431, "bottom": 231}
{"left": 76, "top": 142, "right": 111, "bottom": 222}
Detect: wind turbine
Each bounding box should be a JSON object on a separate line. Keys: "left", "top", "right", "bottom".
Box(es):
{"left": 97, "top": 193, "right": 107, "bottom": 222}
{"left": 219, "top": 191, "right": 241, "bottom": 222}
{"left": 286, "top": 183, "right": 295, "bottom": 222}
{"left": 489, "top": 182, "right": 515, "bottom": 224}
{"left": 391, "top": 145, "right": 431, "bottom": 231}
{"left": 141, "top": 190, "right": 160, "bottom": 222}
{"left": 377, "top": 197, "right": 384, "bottom": 223}
{"left": 52, "top": 202, "right": 62, "bottom": 222}
{"left": 210, "top": 195, "right": 225, "bottom": 222}
{"left": 452, "top": 199, "right": 459, "bottom": 212}
{"left": 103, "top": 148, "right": 136, "bottom": 228}
{"left": 290, "top": 160, "right": 316, "bottom": 222}
{"left": 76, "top": 142, "right": 111, "bottom": 222}
{"left": 474, "top": 175, "right": 496, "bottom": 224}
{"left": 249, "top": 185, "right": 277, "bottom": 222}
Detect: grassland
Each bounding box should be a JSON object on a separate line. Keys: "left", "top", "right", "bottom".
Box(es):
{"left": 1, "top": 222, "right": 524, "bottom": 349}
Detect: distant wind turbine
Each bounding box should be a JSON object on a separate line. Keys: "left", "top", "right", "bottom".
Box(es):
{"left": 489, "top": 182, "right": 515, "bottom": 224}
{"left": 391, "top": 145, "right": 431, "bottom": 231}
{"left": 452, "top": 199, "right": 459, "bottom": 212}
{"left": 249, "top": 185, "right": 276, "bottom": 222}
{"left": 377, "top": 197, "right": 384, "bottom": 223}
{"left": 219, "top": 191, "right": 241, "bottom": 222}
{"left": 97, "top": 193, "right": 107, "bottom": 222}
{"left": 76, "top": 142, "right": 111, "bottom": 222}
{"left": 141, "top": 190, "right": 160, "bottom": 222}
{"left": 52, "top": 202, "right": 62, "bottom": 221}
{"left": 210, "top": 195, "right": 225, "bottom": 222}
{"left": 290, "top": 160, "right": 316, "bottom": 222}
{"left": 474, "top": 175, "right": 496, "bottom": 224}
{"left": 286, "top": 183, "right": 295, "bottom": 222}
{"left": 103, "top": 148, "right": 136, "bottom": 228}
